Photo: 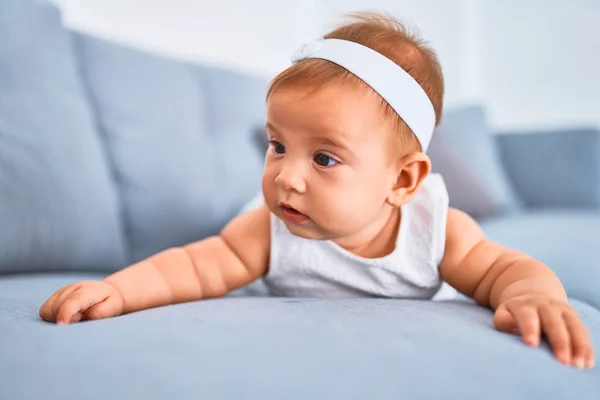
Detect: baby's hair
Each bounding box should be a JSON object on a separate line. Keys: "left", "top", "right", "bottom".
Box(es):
{"left": 267, "top": 11, "right": 445, "bottom": 154}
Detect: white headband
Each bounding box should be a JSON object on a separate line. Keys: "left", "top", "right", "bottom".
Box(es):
{"left": 291, "top": 38, "right": 436, "bottom": 151}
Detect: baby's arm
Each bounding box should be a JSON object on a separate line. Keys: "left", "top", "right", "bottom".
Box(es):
{"left": 439, "top": 208, "right": 594, "bottom": 369}
{"left": 39, "top": 204, "right": 271, "bottom": 324}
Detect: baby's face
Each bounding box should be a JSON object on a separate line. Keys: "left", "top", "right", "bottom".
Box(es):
{"left": 262, "top": 83, "right": 401, "bottom": 241}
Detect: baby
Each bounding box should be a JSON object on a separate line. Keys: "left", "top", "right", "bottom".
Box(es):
{"left": 40, "top": 12, "right": 594, "bottom": 369}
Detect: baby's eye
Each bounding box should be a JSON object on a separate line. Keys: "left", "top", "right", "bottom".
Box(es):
{"left": 314, "top": 153, "right": 338, "bottom": 167}
{"left": 269, "top": 140, "right": 286, "bottom": 155}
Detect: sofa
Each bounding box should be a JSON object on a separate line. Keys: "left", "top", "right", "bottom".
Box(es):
{"left": 1, "top": 1, "right": 599, "bottom": 399}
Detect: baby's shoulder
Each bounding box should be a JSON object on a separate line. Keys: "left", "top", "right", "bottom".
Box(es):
{"left": 221, "top": 201, "right": 271, "bottom": 277}
{"left": 238, "top": 193, "right": 289, "bottom": 236}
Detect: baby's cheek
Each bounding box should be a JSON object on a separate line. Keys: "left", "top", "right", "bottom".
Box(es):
{"left": 261, "top": 172, "right": 276, "bottom": 205}
{"left": 328, "top": 187, "right": 364, "bottom": 222}
{"left": 352, "top": 178, "right": 389, "bottom": 214}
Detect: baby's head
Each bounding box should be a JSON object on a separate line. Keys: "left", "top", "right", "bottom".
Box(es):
{"left": 262, "top": 12, "right": 444, "bottom": 242}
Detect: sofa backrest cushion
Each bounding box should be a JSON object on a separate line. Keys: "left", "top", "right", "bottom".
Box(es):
{"left": 0, "top": 0, "right": 127, "bottom": 274}
{"left": 72, "top": 33, "right": 268, "bottom": 263}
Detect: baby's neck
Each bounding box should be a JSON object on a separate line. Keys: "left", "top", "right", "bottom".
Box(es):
{"left": 333, "top": 206, "right": 401, "bottom": 259}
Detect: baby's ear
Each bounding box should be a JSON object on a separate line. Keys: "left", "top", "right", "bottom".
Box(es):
{"left": 386, "top": 152, "right": 431, "bottom": 207}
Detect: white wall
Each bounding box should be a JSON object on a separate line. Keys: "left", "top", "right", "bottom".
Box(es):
{"left": 479, "top": 0, "right": 600, "bottom": 130}
{"left": 51, "top": 0, "right": 324, "bottom": 77}
{"left": 50, "top": 0, "right": 600, "bottom": 130}
{"left": 51, "top": 0, "right": 473, "bottom": 106}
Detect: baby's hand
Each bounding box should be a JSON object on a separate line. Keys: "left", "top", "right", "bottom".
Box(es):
{"left": 39, "top": 281, "right": 124, "bottom": 324}
{"left": 493, "top": 294, "right": 595, "bottom": 368}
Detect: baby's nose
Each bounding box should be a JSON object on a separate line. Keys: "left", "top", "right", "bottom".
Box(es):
{"left": 275, "top": 166, "right": 307, "bottom": 193}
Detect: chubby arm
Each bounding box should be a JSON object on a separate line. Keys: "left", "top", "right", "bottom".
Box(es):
{"left": 105, "top": 204, "right": 270, "bottom": 312}
{"left": 439, "top": 208, "right": 566, "bottom": 308}
{"left": 439, "top": 208, "right": 594, "bottom": 369}
{"left": 40, "top": 204, "right": 271, "bottom": 322}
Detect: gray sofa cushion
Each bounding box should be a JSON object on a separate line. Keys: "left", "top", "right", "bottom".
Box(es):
{"left": 0, "top": 0, "right": 126, "bottom": 274}
{"left": 72, "top": 33, "right": 267, "bottom": 263}
{"left": 428, "top": 106, "right": 521, "bottom": 218}
{"left": 496, "top": 128, "right": 600, "bottom": 209}
{"left": 1, "top": 273, "right": 598, "bottom": 400}
{"left": 481, "top": 210, "right": 600, "bottom": 310}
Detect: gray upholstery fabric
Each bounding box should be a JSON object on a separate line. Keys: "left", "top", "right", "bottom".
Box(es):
{"left": 428, "top": 106, "right": 521, "bottom": 218}
{"left": 0, "top": 0, "right": 127, "bottom": 273}
{"left": 495, "top": 128, "right": 600, "bottom": 209}
{"left": 1, "top": 273, "right": 599, "bottom": 400}
{"left": 72, "top": 33, "right": 267, "bottom": 264}
{"left": 481, "top": 210, "right": 600, "bottom": 310}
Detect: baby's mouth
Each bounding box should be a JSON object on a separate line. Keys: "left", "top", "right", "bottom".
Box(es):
{"left": 279, "top": 204, "right": 309, "bottom": 223}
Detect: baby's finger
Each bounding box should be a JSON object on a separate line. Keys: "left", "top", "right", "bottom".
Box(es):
{"left": 84, "top": 296, "right": 122, "bottom": 320}
{"left": 51, "top": 285, "right": 79, "bottom": 319}
{"left": 563, "top": 310, "right": 594, "bottom": 369}
{"left": 539, "top": 304, "right": 571, "bottom": 365}
{"left": 39, "top": 286, "right": 70, "bottom": 322}
{"left": 83, "top": 296, "right": 120, "bottom": 320}
{"left": 56, "top": 290, "right": 102, "bottom": 325}
{"left": 70, "top": 312, "right": 84, "bottom": 324}
{"left": 507, "top": 303, "right": 541, "bottom": 346}
{"left": 493, "top": 305, "right": 519, "bottom": 334}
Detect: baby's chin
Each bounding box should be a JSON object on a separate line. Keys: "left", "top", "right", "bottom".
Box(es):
{"left": 278, "top": 216, "right": 342, "bottom": 241}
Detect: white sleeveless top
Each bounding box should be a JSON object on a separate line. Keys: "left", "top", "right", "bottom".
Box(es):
{"left": 242, "top": 173, "right": 457, "bottom": 300}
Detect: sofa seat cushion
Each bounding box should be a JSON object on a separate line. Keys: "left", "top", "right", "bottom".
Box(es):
{"left": 1, "top": 273, "right": 598, "bottom": 400}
